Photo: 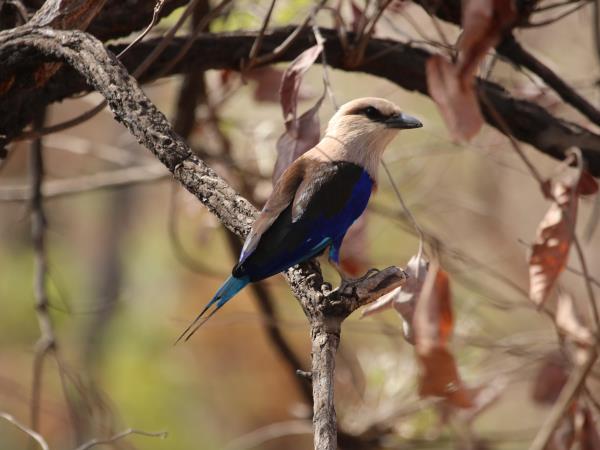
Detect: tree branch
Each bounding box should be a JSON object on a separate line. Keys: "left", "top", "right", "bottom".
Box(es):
{"left": 0, "top": 27, "right": 407, "bottom": 449}
{"left": 497, "top": 34, "right": 600, "bottom": 127}
{"left": 3, "top": 28, "right": 600, "bottom": 175}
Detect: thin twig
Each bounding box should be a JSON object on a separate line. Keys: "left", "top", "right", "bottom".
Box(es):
{"left": 0, "top": 164, "right": 168, "bottom": 201}
{"left": 0, "top": 412, "right": 49, "bottom": 450}
{"left": 497, "top": 35, "right": 600, "bottom": 126}
{"left": 155, "top": 0, "right": 232, "bottom": 79}
{"left": 224, "top": 420, "right": 311, "bottom": 450}
{"left": 73, "top": 428, "right": 168, "bottom": 450}
{"left": 533, "top": 0, "right": 590, "bottom": 13}
{"left": 114, "top": 0, "right": 167, "bottom": 59}
{"left": 168, "top": 183, "right": 225, "bottom": 277}
{"left": 251, "top": 0, "right": 328, "bottom": 66}
{"left": 525, "top": 0, "right": 590, "bottom": 26}
{"left": 528, "top": 350, "right": 598, "bottom": 450}
{"left": 479, "top": 93, "right": 546, "bottom": 188}
{"left": 381, "top": 160, "right": 425, "bottom": 262}
{"left": 246, "top": 0, "right": 277, "bottom": 66}
{"left": 29, "top": 110, "right": 55, "bottom": 438}
{"left": 16, "top": 0, "right": 192, "bottom": 141}
{"left": 350, "top": 0, "right": 393, "bottom": 66}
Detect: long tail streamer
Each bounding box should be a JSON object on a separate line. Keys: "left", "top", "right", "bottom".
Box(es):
{"left": 175, "top": 275, "right": 249, "bottom": 343}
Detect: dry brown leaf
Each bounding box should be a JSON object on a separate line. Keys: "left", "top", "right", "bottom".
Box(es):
{"left": 273, "top": 93, "right": 324, "bottom": 182}
{"left": 414, "top": 264, "right": 453, "bottom": 347}
{"left": 427, "top": 0, "right": 517, "bottom": 141}
{"left": 247, "top": 67, "right": 313, "bottom": 103}
{"left": 279, "top": 44, "right": 323, "bottom": 124}
{"left": 532, "top": 351, "right": 568, "bottom": 405}
{"left": 529, "top": 182, "right": 577, "bottom": 306}
{"left": 426, "top": 55, "right": 483, "bottom": 141}
{"left": 272, "top": 44, "right": 325, "bottom": 182}
{"left": 418, "top": 348, "right": 473, "bottom": 408}
{"left": 414, "top": 263, "right": 473, "bottom": 408}
{"left": 458, "top": 0, "right": 517, "bottom": 79}
{"left": 577, "top": 170, "right": 599, "bottom": 196}
{"left": 556, "top": 293, "right": 595, "bottom": 347}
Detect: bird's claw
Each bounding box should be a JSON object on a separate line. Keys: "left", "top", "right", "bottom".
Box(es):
{"left": 336, "top": 268, "right": 382, "bottom": 293}
{"left": 321, "top": 281, "right": 333, "bottom": 292}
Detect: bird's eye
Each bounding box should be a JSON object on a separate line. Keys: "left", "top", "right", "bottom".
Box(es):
{"left": 363, "top": 106, "right": 382, "bottom": 120}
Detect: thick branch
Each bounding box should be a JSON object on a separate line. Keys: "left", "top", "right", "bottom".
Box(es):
{"left": 0, "top": 27, "right": 407, "bottom": 449}
{"left": 497, "top": 34, "right": 600, "bottom": 126}
{"left": 2, "top": 28, "right": 600, "bottom": 174}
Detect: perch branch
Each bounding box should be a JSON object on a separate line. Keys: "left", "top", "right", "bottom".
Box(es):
{"left": 0, "top": 27, "right": 407, "bottom": 450}
{"left": 497, "top": 34, "right": 600, "bottom": 127}
{"left": 3, "top": 28, "right": 600, "bottom": 175}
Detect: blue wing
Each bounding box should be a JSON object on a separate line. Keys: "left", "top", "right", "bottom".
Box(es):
{"left": 233, "top": 161, "right": 373, "bottom": 282}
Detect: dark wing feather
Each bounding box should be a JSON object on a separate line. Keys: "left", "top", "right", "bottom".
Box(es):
{"left": 235, "top": 161, "right": 372, "bottom": 282}
{"left": 239, "top": 158, "right": 306, "bottom": 263}
{"left": 291, "top": 162, "right": 340, "bottom": 222}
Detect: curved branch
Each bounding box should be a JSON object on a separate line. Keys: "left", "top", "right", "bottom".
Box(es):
{"left": 2, "top": 27, "right": 600, "bottom": 175}
{"left": 497, "top": 34, "right": 600, "bottom": 127}
{"left": 0, "top": 27, "right": 406, "bottom": 450}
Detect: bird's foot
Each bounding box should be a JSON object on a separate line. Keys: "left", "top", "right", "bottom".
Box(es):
{"left": 338, "top": 268, "right": 380, "bottom": 293}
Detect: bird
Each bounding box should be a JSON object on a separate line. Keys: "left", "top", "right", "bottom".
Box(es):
{"left": 177, "top": 97, "right": 422, "bottom": 341}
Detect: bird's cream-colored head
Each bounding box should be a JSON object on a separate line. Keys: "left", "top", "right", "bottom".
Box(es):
{"left": 310, "top": 97, "right": 422, "bottom": 181}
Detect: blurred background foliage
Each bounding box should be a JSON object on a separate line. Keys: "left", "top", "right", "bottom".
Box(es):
{"left": 1, "top": 1, "right": 599, "bottom": 449}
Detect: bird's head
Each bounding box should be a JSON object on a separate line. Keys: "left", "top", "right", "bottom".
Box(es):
{"left": 320, "top": 97, "right": 422, "bottom": 180}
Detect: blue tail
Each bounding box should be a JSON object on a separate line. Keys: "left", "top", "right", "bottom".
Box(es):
{"left": 175, "top": 275, "right": 249, "bottom": 343}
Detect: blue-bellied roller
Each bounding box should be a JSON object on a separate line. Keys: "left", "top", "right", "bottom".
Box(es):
{"left": 178, "top": 97, "right": 422, "bottom": 341}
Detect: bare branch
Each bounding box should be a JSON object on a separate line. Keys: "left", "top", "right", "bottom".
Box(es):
{"left": 0, "top": 164, "right": 168, "bottom": 201}
{"left": 4, "top": 28, "right": 600, "bottom": 175}
{"left": 0, "top": 412, "right": 49, "bottom": 450}
{"left": 497, "top": 35, "right": 600, "bottom": 127}
{"left": 73, "top": 428, "right": 167, "bottom": 450}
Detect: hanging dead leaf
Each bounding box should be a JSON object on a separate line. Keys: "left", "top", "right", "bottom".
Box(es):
{"left": 427, "top": 0, "right": 517, "bottom": 141}
{"left": 577, "top": 170, "right": 599, "bottom": 196}
{"left": 273, "top": 93, "right": 324, "bottom": 182}
{"left": 532, "top": 351, "right": 568, "bottom": 405}
{"left": 458, "top": 0, "right": 518, "bottom": 79}
{"left": 414, "top": 263, "right": 473, "bottom": 408}
{"left": 279, "top": 44, "right": 323, "bottom": 124}
{"left": 556, "top": 293, "right": 595, "bottom": 347}
{"left": 529, "top": 181, "right": 577, "bottom": 306}
{"left": 418, "top": 347, "right": 473, "bottom": 408}
{"left": 426, "top": 55, "right": 483, "bottom": 141}
{"left": 247, "top": 67, "right": 314, "bottom": 103}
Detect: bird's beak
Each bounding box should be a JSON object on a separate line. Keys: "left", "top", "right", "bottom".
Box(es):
{"left": 385, "top": 113, "right": 423, "bottom": 129}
